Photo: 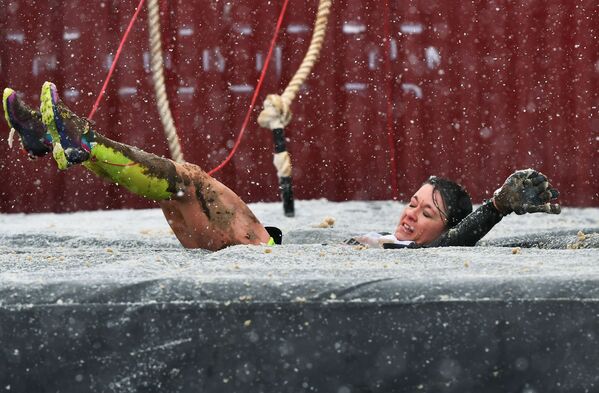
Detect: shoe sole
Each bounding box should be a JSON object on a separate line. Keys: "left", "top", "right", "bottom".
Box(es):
{"left": 2, "top": 88, "right": 18, "bottom": 150}
{"left": 3, "top": 88, "right": 16, "bottom": 130}
{"left": 40, "top": 81, "right": 69, "bottom": 169}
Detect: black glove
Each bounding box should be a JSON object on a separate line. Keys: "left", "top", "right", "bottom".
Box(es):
{"left": 492, "top": 169, "right": 561, "bottom": 215}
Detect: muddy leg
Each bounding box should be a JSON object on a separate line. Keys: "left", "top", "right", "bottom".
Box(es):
{"left": 158, "top": 162, "right": 270, "bottom": 250}
{"left": 39, "top": 81, "right": 270, "bottom": 250}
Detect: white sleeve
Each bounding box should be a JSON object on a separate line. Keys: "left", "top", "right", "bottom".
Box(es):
{"left": 354, "top": 232, "right": 414, "bottom": 248}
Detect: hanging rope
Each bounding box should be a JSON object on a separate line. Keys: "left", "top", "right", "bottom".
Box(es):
{"left": 88, "top": 0, "right": 146, "bottom": 120}
{"left": 207, "top": 0, "right": 291, "bottom": 176}
{"left": 147, "top": 0, "right": 185, "bottom": 163}
{"left": 257, "top": 0, "right": 332, "bottom": 217}
{"left": 383, "top": 0, "right": 399, "bottom": 199}
{"left": 258, "top": 0, "right": 332, "bottom": 127}
{"left": 86, "top": 0, "right": 144, "bottom": 168}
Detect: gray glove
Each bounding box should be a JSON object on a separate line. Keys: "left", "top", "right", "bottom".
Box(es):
{"left": 493, "top": 169, "right": 561, "bottom": 215}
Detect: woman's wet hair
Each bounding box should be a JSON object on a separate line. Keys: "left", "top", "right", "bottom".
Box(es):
{"left": 424, "top": 176, "right": 473, "bottom": 228}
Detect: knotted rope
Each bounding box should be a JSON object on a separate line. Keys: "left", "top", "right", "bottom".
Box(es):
{"left": 258, "top": 0, "right": 332, "bottom": 187}
{"left": 258, "top": 0, "right": 332, "bottom": 132}
{"left": 147, "top": 0, "right": 185, "bottom": 163}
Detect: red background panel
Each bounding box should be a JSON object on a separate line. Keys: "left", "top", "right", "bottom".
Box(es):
{"left": 0, "top": 0, "right": 597, "bottom": 213}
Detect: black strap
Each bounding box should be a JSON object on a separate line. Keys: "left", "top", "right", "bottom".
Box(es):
{"left": 382, "top": 243, "right": 412, "bottom": 249}
{"left": 265, "top": 226, "right": 283, "bottom": 245}
{"left": 272, "top": 128, "right": 286, "bottom": 153}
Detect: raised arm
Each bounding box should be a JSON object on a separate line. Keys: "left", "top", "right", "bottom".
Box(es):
{"left": 427, "top": 169, "right": 560, "bottom": 247}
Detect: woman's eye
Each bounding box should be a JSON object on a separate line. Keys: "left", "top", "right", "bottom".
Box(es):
{"left": 409, "top": 204, "right": 416, "bottom": 208}
{"left": 423, "top": 212, "right": 432, "bottom": 218}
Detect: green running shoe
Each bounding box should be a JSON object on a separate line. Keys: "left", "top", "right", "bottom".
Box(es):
{"left": 40, "top": 81, "right": 93, "bottom": 169}
{"left": 3, "top": 88, "right": 52, "bottom": 158}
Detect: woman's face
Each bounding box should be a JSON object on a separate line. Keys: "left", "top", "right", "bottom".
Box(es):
{"left": 394, "top": 184, "right": 448, "bottom": 245}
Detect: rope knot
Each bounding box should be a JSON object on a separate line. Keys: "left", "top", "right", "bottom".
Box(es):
{"left": 273, "top": 151, "right": 292, "bottom": 177}
{"left": 258, "top": 94, "right": 292, "bottom": 130}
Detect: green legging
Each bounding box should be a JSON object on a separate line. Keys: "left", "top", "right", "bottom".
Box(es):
{"left": 83, "top": 132, "right": 176, "bottom": 200}
{"left": 50, "top": 120, "right": 273, "bottom": 249}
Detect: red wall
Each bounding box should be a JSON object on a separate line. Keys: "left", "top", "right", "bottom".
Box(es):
{"left": 0, "top": 0, "right": 597, "bottom": 213}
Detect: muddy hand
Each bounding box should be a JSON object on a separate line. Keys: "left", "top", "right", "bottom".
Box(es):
{"left": 493, "top": 169, "right": 561, "bottom": 215}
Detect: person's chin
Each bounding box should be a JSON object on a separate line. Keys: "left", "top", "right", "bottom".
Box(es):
{"left": 395, "top": 230, "right": 415, "bottom": 242}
